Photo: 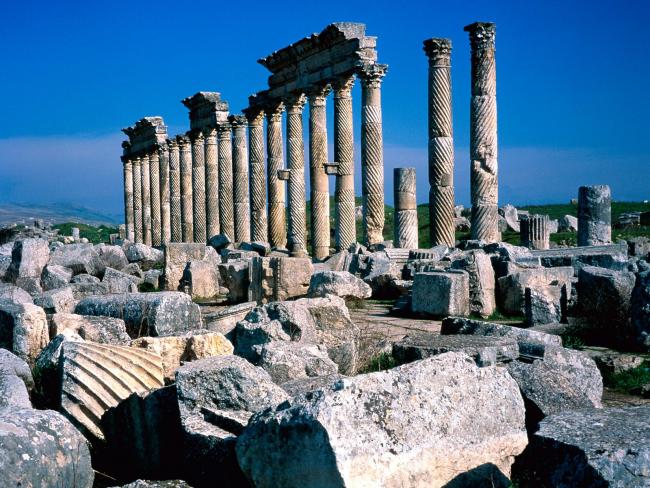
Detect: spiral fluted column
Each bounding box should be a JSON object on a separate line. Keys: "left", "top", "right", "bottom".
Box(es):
{"left": 230, "top": 115, "right": 251, "bottom": 243}
{"left": 121, "top": 147, "right": 134, "bottom": 242}
{"left": 333, "top": 76, "right": 356, "bottom": 252}
{"left": 204, "top": 128, "right": 219, "bottom": 239}
{"left": 308, "top": 85, "right": 331, "bottom": 259}
{"left": 191, "top": 132, "right": 206, "bottom": 243}
{"left": 149, "top": 149, "right": 162, "bottom": 246}
{"left": 394, "top": 167, "right": 419, "bottom": 249}
{"left": 218, "top": 122, "right": 234, "bottom": 240}
{"left": 141, "top": 154, "right": 152, "bottom": 246}
{"left": 465, "top": 22, "right": 499, "bottom": 243}
{"left": 245, "top": 109, "right": 267, "bottom": 243}
{"left": 424, "top": 38, "right": 455, "bottom": 247}
{"left": 132, "top": 157, "right": 143, "bottom": 243}
{"left": 178, "top": 135, "right": 194, "bottom": 242}
{"left": 284, "top": 94, "right": 307, "bottom": 256}
{"left": 266, "top": 102, "right": 286, "bottom": 249}
{"left": 159, "top": 143, "right": 171, "bottom": 245}
{"left": 168, "top": 139, "right": 182, "bottom": 242}
{"left": 359, "top": 64, "right": 387, "bottom": 246}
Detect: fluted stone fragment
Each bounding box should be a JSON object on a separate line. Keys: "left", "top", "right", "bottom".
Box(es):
{"left": 159, "top": 143, "right": 171, "bottom": 245}
{"left": 578, "top": 185, "right": 611, "bottom": 246}
{"left": 394, "top": 168, "right": 419, "bottom": 249}
{"left": 132, "top": 157, "right": 143, "bottom": 243}
{"left": 466, "top": 22, "right": 499, "bottom": 243}
{"left": 218, "top": 122, "right": 234, "bottom": 240}
{"left": 141, "top": 154, "right": 152, "bottom": 246}
{"left": 245, "top": 109, "right": 267, "bottom": 243}
{"left": 521, "top": 214, "right": 550, "bottom": 250}
{"left": 308, "top": 85, "right": 331, "bottom": 259}
{"left": 266, "top": 102, "right": 286, "bottom": 248}
{"left": 333, "top": 76, "right": 356, "bottom": 252}
{"left": 122, "top": 147, "right": 134, "bottom": 242}
{"left": 191, "top": 132, "right": 207, "bottom": 243}
{"left": 284, "top": 94, "right": 307, "bottom": 256}
{"left": 167, "top": 139, "right": 182, "bottom": 242}
{"left": 424, "top": 38, "right": 455, "bottom": 247}
{"left": 359, "top": 64, "right": 387, "bottom": 246}
{"left": 149, "top": 149, "right": 162, "bottom": 246}
{"left": 178, "top": 135, "right": 194, "bottom": 242}
{"left": 204, "top": 128, "right": 220, "bottom": 239}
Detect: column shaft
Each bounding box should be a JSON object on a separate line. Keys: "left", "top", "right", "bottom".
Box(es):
{"left": 231, "top": 116, "right": 251, "bottom": 243}
{"left": 246, "top": 110, "right": 267, "bottom": 242}
{"left": 424, "top": 38, "right": 455, "bottom": 247}
{"left": 178, "top": 136, "right": 194, "bottom": 242}
{"left": 159, "top": 143, "right": 171, "bottom": 245}
{"left": 149, "top": 149, "right": 162, "bottom": 246}
{"left": 141, "top": 154, "right": 152, "bottom": 246}
{"left": 394, "top": 167, "right": 419, "bottom": 249}
{"left": 359, "top": 65, "right": 387, "bottom": 246}
{"left": 285, "top": 94, "right": 307, "bottom": 256}
{"left": 465, "top": 22, "right": 499, "bottom": 243}
{"left": 333, "top": 76, "right": 356, "bottom": 251}
{"left": 204, "top": 128, "right": 220, "bottom": 238}
{"left": 122, "top": 156, "right": 135, "bottom": 241}
{"left": 266, "top": 103, "right": 286, "bottom": 248}
{"left": 218, "top": 123, "right": 234, "bottom": 239}
{"left": 168, "top": 140, "right": 182, "bottom": 242}
{"left": 132, "top": 158, "right": 143, "bottom": 243}
{"left": 192, "top": 132, "right": 207, "bottom": 243}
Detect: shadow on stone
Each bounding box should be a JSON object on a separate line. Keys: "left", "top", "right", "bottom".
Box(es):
{"left": 442, "top": 463, "right": 511, "bottom": 487}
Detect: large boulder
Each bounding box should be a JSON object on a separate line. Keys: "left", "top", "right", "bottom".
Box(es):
{"left": 362, "top": 252, "right": 402, "bottom": 298}
{"left": 218, "top": 261, "right": 250, "bottom": 303}
{"left": 524, "top": 285, "right": 563, "bottom": 326}
{"left": 6, "top": 238, "right": 50, "bottom": 283}
{"left": 75, "top": 292, "right": 202, "bottom": 338}
{"left": 307, "top": 270, "right": 372, "bottom": 301}
{"left": 558, "top": 214, "right": 578, "bottom": 232}
{"left": 0, "top": 406, "right": 94, "bottom": 487}
{"left": 49, "top": 243, "right": 103, "bottom": 276}
{"left": 0, "top": 283, "right": 33, "bottom": 304}
{"left": 0, "top": 299, "right": 49, "bottom": 364}
{"left": 632, "top": 270, "right": 650, "bottom": 350}
{"left": 253, "top": 342, "right": 338, "bottom": 384}
{"left": 102, "top": 266, "right": 142, "bottom": 293}
{"left": 236, "top": 352, "right": 528, "bottom": 488}
{"left": 0, "top": 347, "right": 34, "bottom": 390}
{"left": 578, "top": 265, "right": 636, "bottom": 332}
{"left": 411, "top": 270, "right": 470, "bottom": 317}
{"left": 249, "top": 256, "right": 313, "bottom": 303}
{"left": 126, "top": 243, "right": 164, "bottom": 271}
{"left": 498, "top": 266, "right": 573, "bottom": 316}
{"left": 96, "top": 243, "right": 129, "bottom": 270}
{"left": 512, "top": 406, "right": 650, "bottom": 487}
{"left": 182, "top": 260, "right": 219, "bottom": 299}
{"left": 41, "top": 264, "right": 73, "bottom": 291}
{"left": 33, "top": 286, "right": 76, "bottom": 313}
{"left": 50, "top": 312, "right": 131, "bottom": 345}
{"left": 0, "top": 369, "right": 31, "bottom": 408}
{"left": 450, "top": 250, "right": 496, "bottom": 318}
{"left": 163, "top": 243, "right": 219, "bottom": 291}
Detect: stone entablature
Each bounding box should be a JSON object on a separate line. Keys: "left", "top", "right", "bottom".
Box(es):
{"left": 181, "top": 92, "right": 230, "bottom": 132}
{"left": 122, "top": 117, "right": 167, "bottom": 156}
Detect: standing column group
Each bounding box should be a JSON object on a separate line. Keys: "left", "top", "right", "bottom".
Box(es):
{"left": 121, "top": 146, "right": 135, "bottom": 242}
{"left": 141, "top": 154, "right": 152, "bottom": 246}
{"left": 149, "top": 149, "right": 162, "bottom": 246}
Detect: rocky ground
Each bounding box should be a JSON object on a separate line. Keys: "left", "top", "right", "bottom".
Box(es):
{"left": 1, "top": 217, "right": 650, "bottom": 487}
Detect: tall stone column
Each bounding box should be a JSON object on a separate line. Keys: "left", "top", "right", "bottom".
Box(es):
{"left": 178, "top": 135, "right": 194, "bottom": 243}
{"left": 231, "top": 115, "right": 251, "bottom": 243}
{"left": 204, "top": 128, "right": 220, "bottom": 239}
{"left": 191, "top": 132, "right": 207, "bottom": 243}
{"left": 245, "top": 109, "right": 267, "bottom": 243}
{"left": 284, "top": 94, "right": 307, "bottom": 256}
{"left": 149, "top": 149, "right": 162, "bottom": 247}
{"left": 218, "top": 122, "right": 234, "bottom": 240}
{"left": 159, "top": 143, "right": 171, "bottom": 245}
{"left": 578, "top": 185, "right": 611, "bottom": 246}
{"left": 359, "top": 64, "right": 388, "bottom": 246}
{"left": 121, "top": 151, "right": 134, "bottom": 242}
{"left": 394, "top": 167, "right": 419, "bottom": 249}
{"left": 308, "top": 85, "right": 331, "bottom": 259}
{"left": 424, "top": 38, "right": 455, "bottom": 247}
{"left": 168, "top": 139, "right": 182, "bottom": 242}
{"left": 141, "top": 153, "right": 152, "bottom": 246}
{"left": 333, "top": 76, "right": 356, "bottom": 251}
{"left": 132, "top": 157, "right": 143, "bottom": 243}
{"left": 465, "top": 22, "right": 499, "bottom": 243}
{"left": 521, "top": 214, "right": 550, "bottom": 250}
{"left": 266, "top": 102, "right": 286, "bottom": 249}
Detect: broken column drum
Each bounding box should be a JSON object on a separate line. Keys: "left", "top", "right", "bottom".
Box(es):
{"left": 521, "top": 214, "right": 550, "bottom": 250}
{"left": 149, "top": 148, "right": 162, "bottom": 247}
{"left": 167, "top": 139, "right": 182, "bottom": 242}
{"left": 309, "top": 85, "right": 331, "bottom": 259}
{"left": 466, "top": 22, "right": 499, "bottom": 243}
{"left": 121, "top": 145, "right": 135, "bottom": 242}
{"left": 204, "top": 128, "right": 219, "bottom": 239}
{"left": 218, "top": 122, "right": 234, "bottom": 240}
{"left": 284, "top": 94, "right": 307, "bottom": 256}
{"left": 191, "top": 132, "right": 207, "bottom": 243}
{"left": 141, "top": 153, "right": 152, "bottom": 246}
{"left": 246, "top": 108, "right": 268, "bottom": 243}
{"left": 333, "top": 76, "right": 356, "bottom": 252}
{"left": 132, "top": 157, "right": 143, "bottom": 243}
{"left": 394, "top": 168, "right": 419, "bottom": 249}
{"left": 578, "top": 185, "right": 611, "bottom": 246}
{"left": 266, "top": 103, "right": 287, "bottom": 249}
{"left": 178, "top": 135, "right": 194, "bottom": 243}
{"left": 231, "top": 115, "right": 251, "bottom": 243}
{"left": 158, "top": 143, "right": 171, "bottom": 245}
{"left": 423, "top": 38, "right": 455, "bottom": 247}
{"left": 359, "top": 64, "right": 387, "bottom": 246}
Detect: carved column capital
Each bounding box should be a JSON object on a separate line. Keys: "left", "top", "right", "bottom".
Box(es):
{"left": 203, "top": 127, "right": 217, "bottom": 142}
{"left": 244, "top": 107, "right": 265, "bottom": 126}
{"left": 307, "top": 84, "right": 331, "bottom": 106}
{"left": 176, "top": 135, "right": 190, "bottom": 148}
{"left": 464, "top": 22, "right": 496, "bottom": 51}
{"left": 283, "top": 93, "right": 307, "bottom": 114}
{"left": 190, "top": 131, "right": 205, "bottom": 144}
{"left": 229, "top": 114, "right": 248, "bottom": 129}
{"left": 265, "top": 101, "right": 284, "bottom": 123}
{"left": 358, "top": 64, "right": 388, "bottom": 89}
{"left": 423, "top": 38, "right": 452, "bottom": 66}
{"left": 217, "top": 121, "right": 232, "bottom": 135}
{"left": 166, "top": 138, "right": 178, "bottom": 150}
{"left": 332, "top": 75, "right": 355, "bottom": 98}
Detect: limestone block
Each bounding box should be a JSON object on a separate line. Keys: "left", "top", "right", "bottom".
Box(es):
{"left": 632, "top": 271, "right": 650, "bottom": 350}
{"left": 412, "top": 270, "right": 470, "bottom": 317}
{"left": 497, "top": 266, "right": 573, "bottom": 315}
{"left": 450, "top": 249, "right": 495, "bottom": 318}
{"left": 0, "top": 283, "right": 33, "bottom": 304}
{"left": 96, "top": 243, "right": 129, "bottom": 271}
{"left": 6, "top": 238, "right": 50, "bottom": 283}
{"left": 41, "top": 264, "right": 73, "bottom": 291}
{"left": 252, "top": 342, "right": 338, "bottom": 384}
{"left": 33, "top": 286, "right": 76, "bottom": 313}
{"left": 163, "top": 243, "right": 220, "bottom": 291}
{"left": 0, "top": 299, "right": 49, "bottom": 364}
{"left": 217, "top": 261, "right": 250, "bottom": 303}
{"left": 578, "top": 265, "right": 635, "bottom": 330}
{"left": 0, "top": 347, "right": 34, "bottom": 390}
{"left": 249, "top": 256, "right": 313, "bottom": 303}
{"left": 182, "top": 260, "right": 219, "bottom": 299}
{"left": 50, "top": 312, "right": 131, "bottom": 345}
{"left": 558, "top": 214, "right": 578, "bottom": 232}
{"left": 49, "top": 243, "right": 103, "bottom": 276}
{"left": 524, "top": 285, "right": 562, "bottom": 326}
{"left": 307, "top": 270, "right": 372, "bottom": 300}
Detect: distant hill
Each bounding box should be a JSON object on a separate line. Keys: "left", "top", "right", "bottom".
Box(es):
{"left": 0, "top": 202, "right": 122, "bottom": 226}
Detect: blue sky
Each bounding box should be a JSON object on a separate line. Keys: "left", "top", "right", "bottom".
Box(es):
{"left": 0, "top": 0, "right": 648, "bottom": 215}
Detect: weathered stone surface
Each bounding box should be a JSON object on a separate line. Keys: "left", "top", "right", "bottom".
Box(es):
{"left": 280, "top": 373, "right": 343, "bottom": 398}
{"left": 412, "top": 270, "right": 470, "bottom": 317}
{"left": 589, "top": 350, "right": 645, "bottom": 375}
{"left": 450, "top": 249, "right": 496, "bottom": 317}
{"left": 143, "top": 269, "right": 162, "bottom": 289}
{"left": 0, "top": 347, "right": 34, "bottom": 390}
{"left": 6, "top": 238, "right": 50, "bottom": 283}
{"left": 578, "top": 184, "right": 611, "bottom": 246}
{"left": 71, "top": 273, "right": 101, "bottom": 284}
{"left": 362, "top": 252, "right": 402, "bottom": 298}
{"left": 498, "top": 266, "right": 573, "bottom": 316}
{"left": 530, "top": 242, "right": 628, "bottom": 270}
{"left": 237, "top": 352, "right": 528, "bottom": 488}
{"left": 70, "top": 281, "right": 109, "bottom": 299}
{"left": 632, "top": 270, "right": 650, "bottom": 350}
{"left": 0, "top": 299, "right": 48, "bottom": 364}
{"left": 307, "top": 270, "right": 372, "bottom": 300}
{"left": 41, "top": 264, "right": 73, "bottom": 291}
{"left": 126, "top": 242, "right": 164, "bottom": 270}
{"left": 218, "top": 261, "right": 250, "bottom": 303}
{"left": 75, "top": 292, "right": 202, "bottom": 338}
{"left": 208, "top": 233, "right": 232, "bottom": 251}
{"left": 578, "top": 265, "right": 635, "bottom": 330}
{"left": 123, "top": 262, "right": 145, "bottom": 279}
{"left": 234, "top": 296, "right": 360, "bottom": 375}
{"left": 49, "top": 242, "right": 103, "bottom": 276}
{"left": 0, "top": 282, "right": 33, "bottom": 304}
{"left": 14, "top": 276, "right": 43, "bottom": 297}
{"left": 96, "top": 243, "right": 129, "bottom": 270}
{"left": 163, "top": 243, "right": 219, "bottom": 291}
{"left": 392, "top": 332, "right": 519, "bottom": 367}
{"left": 253, "top": 342, "right": 338, "bottom": 384}
{"left": 203, "top": 302, "right": 256, "bottom": 337}
{"left": 33, "top": 286, "right": 76, "bottom": 313}
{"left": 525, "top": 285, "right": 563, "bottom": 326}
{"left": 51, "top": 312, "right": 131, "bottom": 345}
{"left": 0, "top": 406, "right": 94, "bottom": 487}
{"left": 182, "top": 260, "right": 219, "bottom": 299}
{"left": 499, "top": 204, "right": 520, "bottom": 232}
{"left": 119, "top": 480, "right": 191, "bottom": 488}
{"left": 512, "top": 406, "right": 650, "bottom": 487}
{"left": 103, "top": 266, "right": 142, "bottom": 293}
{"left": 131, "top": 331, "right": 233, "bottom": 381}
{"left": 558, "top": 214, "right": 578, "bottom": 232}
{"left": 0, "top": 255, "right": 10, "bottom": 280}
{"left": 249, "top": 256, "right": 313, "bottom": 303}
{"left": 0, "top": 370, "right": 31, "bottom": 408}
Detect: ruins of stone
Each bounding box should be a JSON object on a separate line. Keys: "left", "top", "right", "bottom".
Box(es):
{"left": 1, "top": 19, "right": 649, "bottom": 488}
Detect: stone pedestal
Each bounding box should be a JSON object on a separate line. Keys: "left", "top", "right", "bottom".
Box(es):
{"left": 578, "top": 185, "right": 611, "bottom": 246}
{"left": 191, "top": 132, "right": 206, "bottom": 243}
{"left": 394, "top": 168, "right": 419, "bottom": 249}
{"left": 204, "top": 128, "right": 219, "bottom": 239}
{"left": 167, "top": 139, "right": 182, "bottom": 242}
{"left": 423, "top": 38, "right": 455, "bottom": 247}
{"left": 231, "top": 116, "right": 250, "bottom": 243}
{"left": 149, "top": 149, "right": 162, "bottom": 247}
{"left": 178, "top": 135, "right": 193, "bottom": 243}
{"left": 465, "top": 22, "right": 499, "bottom": 243}
{"left": 284, "top": 95, "right": 307, "bottom": 256}
{"left": 521, "top": 214, "right": 550, "bottom": 250}
{"left": 266, "top": 103, "right": 286, "bottom": 249}
{"left": 412, "top": 270, "right": 470, "bottom": 317}
{"left": 308, "top": 85, "right": 331, "bottom": 259}
{"left": 141, "top": 154, "right": 152, "bottom": 246}
{"left": 122, "top": 150, "right": 135, "bottom": 242}
{"left": 159, "top": 143, "right": 171, "bottom": 245}
{"left": 359, "top": 64, "right": 387, "bottom": 246}
{"left": 218, "top": 123, "right": 234, "bottom": 240}
{"left": 245, "top": 109, "right": 267, "bottom": 243}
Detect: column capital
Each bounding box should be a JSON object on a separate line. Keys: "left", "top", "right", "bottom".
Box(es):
{"left": 464, "top": 22, "right": 496, "bottom": 51}
{"left": 306, "top": 83, "right": 331, "bottom": 106}
{"left": 332, "top": 75, "right": 355, "bottom": 98}
{"left": 243, "top": 106, "right": 265, "bottom": 126}
{"left": 203, "top": 127, "right": 217, "bottom": 140}
{"left": 190, "top": 130, "right": 205, "bottom": 143}
{"left": 283, "top": 93, "right": 307, "bottom": 113}
{"left": 217, "top": 121, "right": 232, "bottom": 135}
{"left": 155, "top": 142, "right": 167, "bottom": 154}
{"left": 265, "top": 101, "right": 284, "bottom": 123}
{"left": 229, "top": 114, "right": 248, "bottom": 128}
{"left": 176, "top": 134, "right": 190, "bottom": 148}
{"left": 423, "top": 38, "right": 452, "bottom": 65}
{"left": 132, "top": 156, "right": 142, "bottom": 165}
{"left": 358, "top": 64, "right": 388, "bottom": 89}
{"left": 166, "top": 138, "right": 178, "bottom": 150}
